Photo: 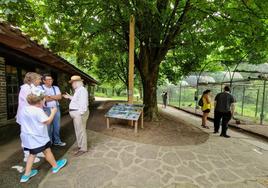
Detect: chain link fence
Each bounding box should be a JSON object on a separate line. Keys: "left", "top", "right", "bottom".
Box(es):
{"left": 158, "top": 80, "right": 268, "bottom": 125}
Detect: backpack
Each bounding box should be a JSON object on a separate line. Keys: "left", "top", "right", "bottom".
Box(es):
{"left": 198, "top": 96, "right": 204, "bottom": 107}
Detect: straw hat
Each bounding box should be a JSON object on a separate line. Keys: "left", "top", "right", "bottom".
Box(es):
{"left": 69, "top": 75, "right": 84, "bottom": 83}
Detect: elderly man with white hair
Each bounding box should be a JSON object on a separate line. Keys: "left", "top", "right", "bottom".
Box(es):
{"left": 63, "top": 75, "right": 89, "bottom": 156}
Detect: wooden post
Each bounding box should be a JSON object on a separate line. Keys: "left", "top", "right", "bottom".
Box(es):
{"left": 128, "top": 15, "right": 135, "bottom": 104}
{"left": 106, "top": 118, "right": 110, "bottom": 129}
{"left": 141, "top": 111, "right": 144, "bottom": 129}
{"left": 134, "top": 121, "right": 138, "bottom": 133}
{"left": 128, "top": 15, "right": 135, "bottom": 127}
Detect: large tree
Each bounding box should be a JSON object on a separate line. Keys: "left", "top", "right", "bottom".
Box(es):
{"left": 1, "top": 0, "right": 268, "bottom": 120}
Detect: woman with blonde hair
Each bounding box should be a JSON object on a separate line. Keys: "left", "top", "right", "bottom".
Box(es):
{"left": 16, "top": 72, "right": 44, "bottom": 163}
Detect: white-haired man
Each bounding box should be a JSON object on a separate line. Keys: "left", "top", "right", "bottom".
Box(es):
{"left": 63, "top": 75, "right": 89, "bottom": 156}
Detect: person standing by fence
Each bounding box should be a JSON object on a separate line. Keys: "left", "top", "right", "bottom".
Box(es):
{"left": 214, "top": 86, "right": 236, "bottom": 138}
{"left": 161, "top": 91, "right": 168, "bottom": 108}
{"left": 200, "top": 90, "right": 212, "bottom": 129}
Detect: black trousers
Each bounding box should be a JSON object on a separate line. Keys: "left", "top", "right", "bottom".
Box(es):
{"left": 214, "top": 111, "right": 232, "bottom": 135}
{"left": 163, "top": 98, "right": 167, "bottom": 107}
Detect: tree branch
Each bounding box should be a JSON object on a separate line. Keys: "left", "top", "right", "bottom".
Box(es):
{"left": 163, "top": 0, "right": 181, "bottom": 40}
{"left": 159, "top": 0, "right": 191, "bottom": 62}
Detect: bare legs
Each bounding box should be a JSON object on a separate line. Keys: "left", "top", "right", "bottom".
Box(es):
{"left": 43, "top": 148, "right": 57, "bottom": 168}
{"left": 202, "top": 112, "right": 210, "bottom": 129}
{"left": 24, "top": 154, "right": 36, "bottom": 175}
{"left": 24, "top": 148, "right": 57, "bottom": 176}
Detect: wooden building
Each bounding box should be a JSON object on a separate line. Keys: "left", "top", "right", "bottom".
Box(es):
{"left": 0, "top": 22, "right": 98, "bottom": 141}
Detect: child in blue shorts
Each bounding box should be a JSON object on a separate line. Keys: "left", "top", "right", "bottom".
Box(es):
{"left": 19, "top": 89, "right": 67, "bottom": 183}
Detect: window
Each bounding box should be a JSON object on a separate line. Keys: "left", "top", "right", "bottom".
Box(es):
{"left": 6, "top": 65, "right": 19, "bottom": 119}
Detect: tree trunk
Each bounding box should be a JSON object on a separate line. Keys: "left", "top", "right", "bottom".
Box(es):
{"left": 135, "top": 43, "right": 164, "bottom": 121}
{"left": 138, "top": 53, "right": 160, "bottom": 121}
{"left": 115, "top": 89, "right": 121, "bottom": 96}
{"left": 142, "top": 74, "right": 159, "bottom": 121}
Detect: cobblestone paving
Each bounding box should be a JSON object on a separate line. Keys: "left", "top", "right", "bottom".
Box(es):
{"left": 39, "top": 108, "right": 268, "bottom": 188}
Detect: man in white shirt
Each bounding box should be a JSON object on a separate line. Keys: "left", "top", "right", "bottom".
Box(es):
{"left": 39, "top": 74, "right": 66, "bottom": 146}
{"left": 63, "top": 75, "right": 89, "bottom": 156}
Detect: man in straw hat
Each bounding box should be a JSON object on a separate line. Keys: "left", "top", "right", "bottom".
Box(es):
{"left": 63, "top": 75, "right": 89, "bottom": 156}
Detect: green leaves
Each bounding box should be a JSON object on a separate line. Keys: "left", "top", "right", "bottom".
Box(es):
{"left": 1, "top": 0, "right": 268, "bottom": 86}
{"left": 0, "top": 0, "right": 18, "bottom": 5}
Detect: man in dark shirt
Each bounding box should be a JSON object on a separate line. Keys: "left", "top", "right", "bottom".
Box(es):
{"left": 214, "top": 86, "right": 235, "bottom": 138}
{"left": 162, "top": 91, "right": 168, "bottom": 108}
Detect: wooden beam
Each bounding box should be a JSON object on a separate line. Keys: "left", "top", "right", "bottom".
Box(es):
{"left": 0, "top": 35, "right": 27, "bottom": 49}
{"left": 42, "top": 55, "right": 58, "bottom": 64}
{"left": 35, "top": 53, "right": 47, "bottom": 58}
{"left": 55, "top": 62, "right": 67, "bottom": 69}
{"left": 19, "top": 43, "right": 31, "bottom": 49}
{"left": 128, "top": 15, "right": 135, "bottom": 104}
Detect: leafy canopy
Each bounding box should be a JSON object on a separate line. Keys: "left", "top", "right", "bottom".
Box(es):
{"left": 1, "top": 0, "right": 268, "bottom": 86}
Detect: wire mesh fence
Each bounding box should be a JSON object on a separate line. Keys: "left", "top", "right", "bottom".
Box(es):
{"left": 157, "top": 80, "right": 268, "bottom": 125}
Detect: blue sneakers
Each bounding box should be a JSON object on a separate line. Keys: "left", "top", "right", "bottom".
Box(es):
{"left": 20, "top": 159, "right": 67, "bottom": 183}
{"left": 52, "top": 159, "right": 67, "bottom": 173}
{"left": 20, "top": 169, "right": 38, "bottom": 183}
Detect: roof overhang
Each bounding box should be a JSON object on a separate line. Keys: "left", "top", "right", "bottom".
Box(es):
{"left": 0, "top": 22, "right": 98, "bottom": 85}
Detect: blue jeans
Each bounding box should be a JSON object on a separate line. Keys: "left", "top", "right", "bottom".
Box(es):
{"left": 44, "top": 106, "right": 62, "bottom": 144}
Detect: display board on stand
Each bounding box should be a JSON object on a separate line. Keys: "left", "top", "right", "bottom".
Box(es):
{"left": 105, "top": 103, "right": 144, "bottom": 133}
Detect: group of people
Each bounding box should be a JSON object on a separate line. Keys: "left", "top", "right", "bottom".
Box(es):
{"left": 199, "top": 86, "right": 235, "bottom": 138}
{"left": 16, "top": 72, "right": 89, "bottom": 183}
{"left": 161, "top": 86, "right": 235, "bottom": 138}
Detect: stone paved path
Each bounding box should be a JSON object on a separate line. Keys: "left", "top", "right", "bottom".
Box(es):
{"left": 39, "top": 106, "right": 268, "bottom": 188}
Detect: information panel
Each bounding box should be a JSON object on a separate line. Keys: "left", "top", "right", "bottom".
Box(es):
{"left": 105, "top": 103, "right": 144, "bottom": 121}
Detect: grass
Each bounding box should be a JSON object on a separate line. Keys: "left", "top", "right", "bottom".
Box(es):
{"left": 97, "top": 91, "right": 268, "bottom": 123}
{"left": 161, "top": 98, "right": 268, "bottom": 123}
{"left": 95, "top": 92, "right": 142, "bottom": 103}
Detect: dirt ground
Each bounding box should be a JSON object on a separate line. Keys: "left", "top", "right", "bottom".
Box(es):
{"left": 88, "top": 101, "right": 209, "bottom": 146}
{"left": 0, "top": 101, "right": 209, "bottom": 187}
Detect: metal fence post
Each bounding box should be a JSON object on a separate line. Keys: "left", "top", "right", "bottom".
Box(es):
{"left": 241, "top": 86, "right": 246, "bottom": 116}
{"left": 168, "top": 87, "right": 171, "bottom": 105}
{"left": 255, "top": 89, "right": 260, "bottom": 118}
{"left": 260, "top": 80, "right": 267, "bottom": 125}
{"left": 179, "top": 84, "right": 182, "bottom": 108}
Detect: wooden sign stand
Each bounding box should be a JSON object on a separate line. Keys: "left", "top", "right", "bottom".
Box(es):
{"left": 128, "top": 15, "right": 135, "bottom": 104}
{"left": 128, "top": 15, "right": 135, "bottom": 127}
{"left": 106, "top": 16, "right": 144, "bottom": 134}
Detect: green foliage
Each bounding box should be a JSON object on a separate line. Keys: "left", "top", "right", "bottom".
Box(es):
{"left": 1, "top": 0, "right": 268, "bottom": 118}
{"left": 1, "top": 0, "right": 267, "bottom": 70}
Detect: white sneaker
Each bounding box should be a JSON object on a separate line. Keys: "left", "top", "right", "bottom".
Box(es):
{"left": 36, "top": 152, "right": 45, "bottom": 158}
{"left": 53, "top": 142, "right": 66, "bottom": 147}
{"left": 23, "top": 156, "right": 41, "bottom": 163}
